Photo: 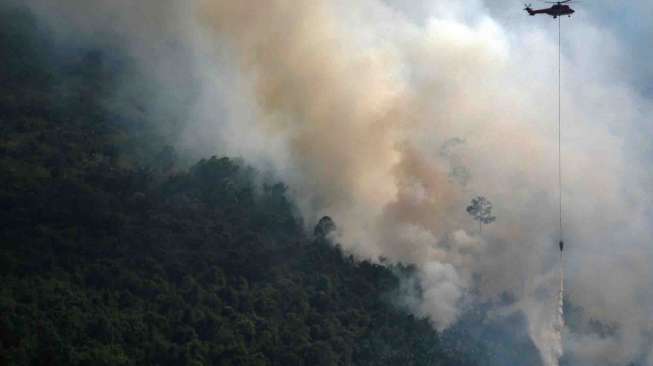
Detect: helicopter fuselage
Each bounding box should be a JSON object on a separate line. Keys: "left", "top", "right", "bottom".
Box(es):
{"left": 525, "top": 4, "right": 574, "bottom": 18}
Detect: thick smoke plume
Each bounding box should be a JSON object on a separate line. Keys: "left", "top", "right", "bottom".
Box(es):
{"left": 24, "top": 0, "right": 653, "bottom": 364}
{"left": 195, "top": 2, "right": 653, "bottom": 363}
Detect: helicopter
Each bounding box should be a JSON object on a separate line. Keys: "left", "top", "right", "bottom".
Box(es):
{"left": 524, "top": 0, "right": 576, "bottom": 18}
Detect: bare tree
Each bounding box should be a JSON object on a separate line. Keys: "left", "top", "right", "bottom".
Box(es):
{"left": 466, "top": 196, "right": 496, "bottom": 234}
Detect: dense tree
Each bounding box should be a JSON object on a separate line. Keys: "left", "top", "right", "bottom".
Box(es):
{"left": 466, "top": 196, "right": 496, "bottom": 234}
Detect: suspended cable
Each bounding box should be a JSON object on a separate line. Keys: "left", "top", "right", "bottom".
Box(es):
{"left": 558, "top": 16, "right": 563, "bottom": 249}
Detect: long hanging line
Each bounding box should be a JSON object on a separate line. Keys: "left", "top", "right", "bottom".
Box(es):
{"left": 558, "top": 16, "right": 563, "bottom": 249}
{"left": 557, "top": 17, "right": 565, "bottom": 356}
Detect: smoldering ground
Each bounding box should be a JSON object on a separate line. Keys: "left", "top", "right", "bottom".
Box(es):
{"left": 20, "top": 0, "right": 653, "bottom": 365}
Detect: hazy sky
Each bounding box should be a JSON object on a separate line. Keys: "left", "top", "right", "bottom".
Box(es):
{"left": 385, "top": 0, "right": 653, "bottom": 92}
